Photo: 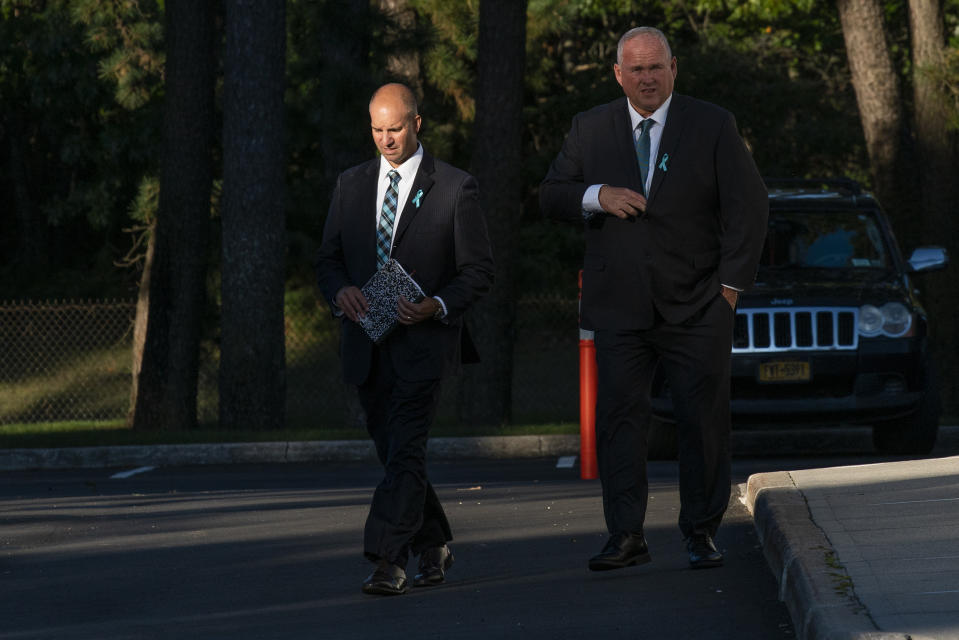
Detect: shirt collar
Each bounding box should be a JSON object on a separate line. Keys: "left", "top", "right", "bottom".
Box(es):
{"left": 378, "top": 143, "right": 424, "bottom": 184}
{"left": 626, "top": 94, "right": 673, "bottom": 130}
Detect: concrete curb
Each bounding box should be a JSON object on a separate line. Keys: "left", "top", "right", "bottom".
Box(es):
{"left": 0, "top": 434, "right": 581, "bottom": 471}
{"left": 745, "top": 472, "right": 908, "bottom": 640}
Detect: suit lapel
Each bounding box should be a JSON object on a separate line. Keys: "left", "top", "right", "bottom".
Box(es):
{"left": 648, "top": 94, "right": 686, "bottom": 203}
{"left": 392, "top": 152, "right": 436, "bottom": 246}
{"left": 611, "top": 98, "right": 643, "bottom": 189}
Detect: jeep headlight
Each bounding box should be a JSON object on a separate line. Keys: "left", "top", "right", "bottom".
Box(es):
{"left": 879, "top": 302, "right": 912, "bottom": 336}
{"left": 858, "top": 302, "right": 912, "bottom": 337}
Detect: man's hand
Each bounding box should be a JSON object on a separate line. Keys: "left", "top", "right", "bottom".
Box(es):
{"left": 334, "top": 286, "right": 369, "bottom": 323}
{"left": 598, "top": 185, "right": 647, "bottom": 219}
{"left": 397, "top": 296, "right": 441, "bottom": 325}
{"left": 721, "top": 286, "right": 739, "bottom": 310}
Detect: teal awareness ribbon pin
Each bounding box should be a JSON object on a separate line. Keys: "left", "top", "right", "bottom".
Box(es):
{"left": 658, "top": 153, "right": 669, "bottom": 172}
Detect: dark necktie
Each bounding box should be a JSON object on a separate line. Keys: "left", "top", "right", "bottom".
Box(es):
{"left": 635, "top": 119, "right": 653, "bottom": 196}
{"left": 376, "top": 170, "right": 400, "bottom": 268}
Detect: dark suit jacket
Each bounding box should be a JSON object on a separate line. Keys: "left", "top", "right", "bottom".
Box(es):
{"left": 540, "top": 94, "right": 768, "bottom": 330}
{"left": 316, "top": 151, "right": 494, "bottom": 385}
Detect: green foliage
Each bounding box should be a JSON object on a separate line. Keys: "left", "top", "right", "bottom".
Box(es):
{"left": 0, "top": 0, "right": 163, "bottom": 297}
{"left": 128, "top": 174, "right": 159, "bottom": 224}
{"left": 71, "top": 0, "right": 164, "bottom": 109}
{"left": 411, "top": 0, "right": 478, "bottom": 123}
{"left": 0, "top": 0, "right": 918, "bottom": 296}
{"left": 950, "top": 0, "right": 959, "bottom": 47}
{"left": 692, "top": 0, "right": 817, "bottom": 22}
{"left": 393, "top": 0, "right": 479, "bottom": 167}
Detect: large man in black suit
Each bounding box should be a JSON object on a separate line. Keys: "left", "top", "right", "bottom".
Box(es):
{"left": 540, "top": 27, "right": 767, "bottom": 570}
{"left": 316, "top": 83, "right": 494, "bottom": 595}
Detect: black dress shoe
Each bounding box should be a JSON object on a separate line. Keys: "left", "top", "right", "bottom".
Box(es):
{"left": 687, "top": 533, "right": 723, "bottom": 569}
{"left": 413, "top": 544, "right": 454, "bottom": 587}
{"left": 361, "top": 562, "right": 408, "bottom": 595}
{"left": 588, "top": 532, "right": 651, "bottom": 571}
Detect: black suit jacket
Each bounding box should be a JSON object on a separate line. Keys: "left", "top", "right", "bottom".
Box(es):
{"left": 540, "top": 94, "right": 768, "bottom": 329}
{"left": 316, "top": 151, "right": 494, "bottom": 385}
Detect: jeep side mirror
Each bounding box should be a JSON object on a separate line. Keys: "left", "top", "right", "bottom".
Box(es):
{"left": 907, "top": 246, "right": 949, "bottom": 273}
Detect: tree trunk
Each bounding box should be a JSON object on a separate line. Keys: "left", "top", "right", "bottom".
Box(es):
{"left": 836, "top": 0, "right": 918, "bottom": 247}
{"left": 458, "top": 0, "right": 527, "bottom": 427}
{"left": 132, "top": 0, "right": 214, "bottom": 432}
{"left": 127, "top": 224, "right": 155, "bottom": 426}
{"left": 219, "top": 0, "right": 287, "bottom": 431}
{"left": 909, "top": 0, "right": 959, "bottom": 416}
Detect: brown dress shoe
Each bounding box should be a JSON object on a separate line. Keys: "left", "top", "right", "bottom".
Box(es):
{"left": 361, "top": 562, "right": 408, "bottom": 595}
{"left": 413, "top": 545, "right": 454, "bottom": 587}
{"left": 588, "top": 532, "right": 652, "bottom": 571}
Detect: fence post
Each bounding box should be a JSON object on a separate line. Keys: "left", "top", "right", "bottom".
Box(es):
{"left": 578, "top": 270, "right": 598, "bottom": 480}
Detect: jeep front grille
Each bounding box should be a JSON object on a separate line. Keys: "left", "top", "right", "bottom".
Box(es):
{"left": 733, "top": 307, "right": 858, "bottom": 353}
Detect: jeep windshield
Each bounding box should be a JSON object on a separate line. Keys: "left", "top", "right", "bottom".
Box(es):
{"left": 759, "top": 210, "right": 891, "bottom": 270}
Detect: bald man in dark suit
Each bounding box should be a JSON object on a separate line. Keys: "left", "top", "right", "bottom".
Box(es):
{"left": 316, "top": 83, "right": 494, "bottom": 595}
{"left": 540, "top": 27, "right": 767, "bottom": 571}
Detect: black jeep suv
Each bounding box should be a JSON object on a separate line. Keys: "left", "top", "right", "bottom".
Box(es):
{"left": 651, "top": 178, "right": 948, "bottom": 455}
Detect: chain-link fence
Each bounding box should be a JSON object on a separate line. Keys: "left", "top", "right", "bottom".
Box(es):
{"left": 0, "top": 295, "right": 580, "bottom": 429}
{"left": 0, "top": 300, "right": 135, "bottom": 424}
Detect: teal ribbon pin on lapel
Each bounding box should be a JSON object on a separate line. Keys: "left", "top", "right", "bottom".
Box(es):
{"left": 412, "top": 189, "right": 424, "bottom": 208}
{"left": 658, "top": 153, "right": 669, "bottom": 172}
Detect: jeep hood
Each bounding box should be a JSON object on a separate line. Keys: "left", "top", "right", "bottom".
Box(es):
{"left": 743, "top": 268, "right": 908, "bottom": 306}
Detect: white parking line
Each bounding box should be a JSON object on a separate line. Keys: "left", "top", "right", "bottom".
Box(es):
{"left": 556, "top": 456, "right": 577, "bottom": 469}
{"left": 110, "top": 466, "right": 155, "bottom": 479}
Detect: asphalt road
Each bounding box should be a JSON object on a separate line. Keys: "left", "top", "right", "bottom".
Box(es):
{"left": 4, "top": 427, "right": 957, "bottom": 640}
{"left": 0, "top": 458, "right": 800, "bottom": 640}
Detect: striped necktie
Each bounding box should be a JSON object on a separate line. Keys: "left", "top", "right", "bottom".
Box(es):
{"left": 376, "top": 170, "right": 401, "bottom": 268}
{"left": 635, "top": 119, "right": 653, "bottom": 196}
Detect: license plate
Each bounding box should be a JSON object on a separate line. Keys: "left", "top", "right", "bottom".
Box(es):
{"left": 758, "top": 361, "right": 811, "bottom": 383}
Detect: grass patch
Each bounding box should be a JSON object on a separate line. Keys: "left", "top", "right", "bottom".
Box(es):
{"left": 0, "top": 420, "right": 578, "bottom": 449}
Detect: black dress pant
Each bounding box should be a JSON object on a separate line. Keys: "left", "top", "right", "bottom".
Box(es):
{"left": 357, "top": 343, "right": 451, "bottom": 567}
{"left": 593, "top": 293, "right": 734, "bottom": 539}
